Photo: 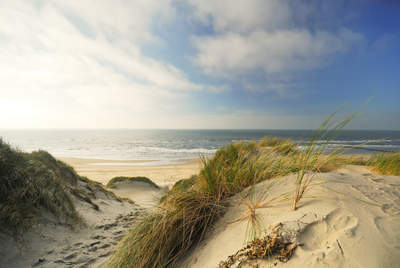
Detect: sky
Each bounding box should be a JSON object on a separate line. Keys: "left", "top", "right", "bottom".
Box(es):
{"left": 0, "top": 0, "right": 399, "bottom": 130}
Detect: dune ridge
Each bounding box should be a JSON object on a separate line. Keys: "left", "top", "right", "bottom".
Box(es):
{"left": 180, "top": 165, "right": 400, "bottom": 268}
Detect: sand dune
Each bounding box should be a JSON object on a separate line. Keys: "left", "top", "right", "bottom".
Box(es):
{"left": 0, "top": 184, "right": 143, "bottom": 268}
{"left": 108, "top": 179, "right": 168, "bottom": 208}
{"left": 4, "top": 157, "right": 399, "bottom": 268}
{"left": 1, "top": 158, "right": 198, "bottom": 268}
{"left": 180, "top": 165, "right": 400, "bottom": 268}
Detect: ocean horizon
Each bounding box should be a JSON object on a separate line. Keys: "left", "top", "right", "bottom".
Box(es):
{"left": 1, "top": 129, "right": 399, "bottom": 162}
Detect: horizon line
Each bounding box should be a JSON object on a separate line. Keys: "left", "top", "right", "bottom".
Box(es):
{"left": 1, "top": 128, "right": 400, "bottom": 131}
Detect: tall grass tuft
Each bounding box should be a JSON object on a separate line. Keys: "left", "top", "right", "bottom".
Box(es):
{"left": 291, "top": 108, "right": 362, "bottom": 210}
{"left": 107, "top": 190, "right": 224, "bottom": 268}
{"left": 367, "top": 153, "right": 400, "bottom": 176}
{"left": 107, "top": 140, "right": 308, "bottom": 267}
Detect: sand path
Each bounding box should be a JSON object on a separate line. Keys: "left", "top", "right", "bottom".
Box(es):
{"left": 0, "top": 188, "right": 145, "bottom": 268}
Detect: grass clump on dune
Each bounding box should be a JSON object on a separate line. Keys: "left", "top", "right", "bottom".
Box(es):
{"left": 367, "top": 153, "right": 400, "bottom": 176}
{"left": 170, "top": 175, "right": 197, "bottom": 192}
{"left": 0, "top": 139, "right": 80, "bottom": 237}
{"left": 108, "top": 190, "right": 224, "bottom": 268}
{"left": 107, "top": 176, "right": 160, "bottom": 189}
{"left": 107, "top": 139, "right": 319, "bottom": 268}
{"left": 107, "top": 132, "right": 357, "bottom": 267}
{"left": 0, "top": 139, "right": 118, "bottom": 239}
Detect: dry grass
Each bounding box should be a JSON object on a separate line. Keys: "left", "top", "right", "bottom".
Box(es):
{"left": 107, "top": 139, "right": 312, "bottom": 267}
{"left": 367, "top": 153, "right": 400, "bottom": 176}
{"left": 107, "top": 190, "right": 224, "bottom": 268}
{"left": 107, "top": 122, "right": 360, "bottom": 267}
{"left": 291, "top": 108, "right": 362, "bottom": 211}
{"left": 219, "top": 223, "right": 300, "bottom": 268}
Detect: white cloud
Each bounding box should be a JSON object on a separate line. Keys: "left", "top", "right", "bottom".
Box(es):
{"left": 0, "top": 1, "right": 199, "bottom": 128}
{"left": 188, "top": 0, "right": 291, "bottom": 33}
{"left": 188, "top": 0, "right": 363, "bottom": 91}
{"left": 193, "top": 29, "right": 362, "bottom": 76}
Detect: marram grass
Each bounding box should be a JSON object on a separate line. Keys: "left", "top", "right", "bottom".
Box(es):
{"left": 107, "top": 190, "right": 224, "bottom": 268}
{"left": 107, "top": 138, "right": 343, "bottom": 267}
{"left": 367, "top": 153, "right": 400, "bottom": 176}
{"left": 0, "top": 139, "right": 119, "bottom": 239}
{"left": 0, "top": 140, "right": 80, "bottom": 237}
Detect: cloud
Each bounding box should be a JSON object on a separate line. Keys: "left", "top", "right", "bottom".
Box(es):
{"left": 193, "top": 29, "right": 362, "bottom": 76}
{"left": 205, "top": 84, "right": 231, "bottom": 93}
{"left": 188, "top": 0, "right": 291, "bottom": 33}
{"left": 0, "top": 1, "right": 200, "bottom": 128}
{"left": 188, "top": 0, "right": 363, "bottom": 92}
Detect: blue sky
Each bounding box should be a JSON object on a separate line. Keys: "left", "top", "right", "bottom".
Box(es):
{"left": 0, "top": 0, "right": 399, "bottom": 129}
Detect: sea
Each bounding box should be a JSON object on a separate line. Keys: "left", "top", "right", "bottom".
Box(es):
{"left": 1, "top": 129, "right": 399, "bottom": 164}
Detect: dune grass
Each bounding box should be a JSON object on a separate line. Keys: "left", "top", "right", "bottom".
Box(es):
{"left": 170, "top": 175, "right": 197, "bottom": 192}
{"left": 108, "top": 190, "right": 224, "bottom": 268}
{"left": 367, "top": 153, "right": 400, "bottom": 176}
{"left": 291, "top": 107, "right": 362, "bottom": 211}
{"left": 0, "top": 139, "right": 120, "bottom": 239}
{"left": 107, "top": 138, "right": 343, "bottom": 267}
{"left": 0, "top": 140, "right": 81, "bottom": 237}
{"left": 107, "top": 176, "right": 160, "bottom": 189}
{"left": 108, "top": 105, "right": 372, "bottom": 268}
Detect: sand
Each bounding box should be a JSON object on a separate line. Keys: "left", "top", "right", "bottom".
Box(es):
{"left": 0, "top": 160, "right": 176, "bottom": 268}
{"left": 109, "top": 180, "right": 168, "bottom": 208}
{"left": 0, "top": 181, "right": 144, "bottom": 268}
{"left": 0, "top": 158, "right": 198, "bottom": 267}
{"left": 3, "top": 155, "right": 399, "bottom": 268}
{"left": 58, "top": 157, "right": 202, "bottom": 187}
{"left": 180, "top": 165, "right": 400, "bottom": 268}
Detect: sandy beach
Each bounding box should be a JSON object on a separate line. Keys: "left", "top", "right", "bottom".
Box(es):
{"left": 58, "top": 157, "right": 202, "bottom": 187}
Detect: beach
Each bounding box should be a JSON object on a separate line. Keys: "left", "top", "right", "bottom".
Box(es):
{"left": 1, "top": 135, "right": 399, "bottom": 267}
{"left": 58, "top": 157, "right": 202, "bottom": 187}
{"left": 2, "top": 2, "right": 399, "bottom": 267}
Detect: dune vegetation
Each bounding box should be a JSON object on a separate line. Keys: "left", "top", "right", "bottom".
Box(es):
{"left": 107, "top": 138, "right": 400, "bottom": 267}
{"left": 107, "top": 176, "right": 160, "bottom": 189}
{"left": 367, "top": 153, "right": 400, "bottom": 176}
{"left": 0, "top": 139, "right": 118, "bottom": 239}
{"left": 2, "top": 114, "right": 398, "bottom": 267}
{"left": 107, "top": 107, "right": 400, "bottom": 268}
{"left": 106, "top": 135, "right": 347, "bottom": 268}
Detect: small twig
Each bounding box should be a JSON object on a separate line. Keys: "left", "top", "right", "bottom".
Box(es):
{"left": 336, "top": 239, "right": 344, "bottom": 257}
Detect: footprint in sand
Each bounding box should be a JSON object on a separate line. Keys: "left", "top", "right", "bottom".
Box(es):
{"left": 374, "top": 216, "right": 400, "bottom": 249}
{"left": 299, "top": 209, "right": 359, "bottom": 252}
